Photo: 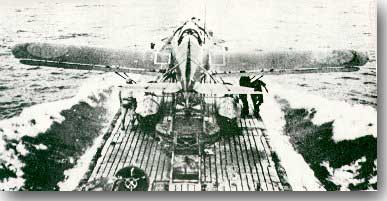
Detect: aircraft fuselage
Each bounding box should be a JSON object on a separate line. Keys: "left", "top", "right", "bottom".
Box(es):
{"left": 169, "top": 20, "right": 211, "bottom": 92}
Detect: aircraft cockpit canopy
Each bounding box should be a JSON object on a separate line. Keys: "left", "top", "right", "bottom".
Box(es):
{"left": 177, "top": 28, "right": 203, "bottom": 46}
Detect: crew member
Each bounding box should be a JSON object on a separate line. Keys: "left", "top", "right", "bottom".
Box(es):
{"left": 239, "top": 75, "right": 268, "bottom": 117}
{"left": 119, "top": 78, "right": 137, "bottom": 130}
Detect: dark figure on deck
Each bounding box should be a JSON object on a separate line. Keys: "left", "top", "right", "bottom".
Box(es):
{"left": 119, "top": 79, "right": 137, "bottom": 130}
{"left": 239, "top": 75, "right": 268, "bottom": 117}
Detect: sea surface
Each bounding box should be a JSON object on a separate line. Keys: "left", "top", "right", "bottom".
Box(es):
{"left": 0, "top": 0, "right": 376, "bottom": 191}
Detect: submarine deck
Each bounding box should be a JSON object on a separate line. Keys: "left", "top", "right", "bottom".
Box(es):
{"left": 84, "top": 105, "right": 285, "bottom": 191}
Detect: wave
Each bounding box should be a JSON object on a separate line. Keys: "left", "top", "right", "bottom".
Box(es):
{"left": 261, "top": 77, "right": 377, "bottom": 190}
{"left": 57, "top": 131, "right": 106, "bottom": 191}
{"left": 0, "top": 73, "right": 121, "bottom": 190}
{"left": 265, "top": 77, "right": 376, "bottom": 142}
{"left": 260, "top": 93, "right": 325, "bottom": 191}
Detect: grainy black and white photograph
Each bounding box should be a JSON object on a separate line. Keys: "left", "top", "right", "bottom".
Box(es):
{"left": 0, "top": 0, "right": 377, "bottom": 191}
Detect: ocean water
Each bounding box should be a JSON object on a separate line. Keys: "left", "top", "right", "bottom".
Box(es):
{"left": 0, "top": 0, "right": 376, "bottom": 191}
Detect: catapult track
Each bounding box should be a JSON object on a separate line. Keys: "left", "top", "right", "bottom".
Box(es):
{"left": 83, "top": 98, "right": 285, "bottom": 191}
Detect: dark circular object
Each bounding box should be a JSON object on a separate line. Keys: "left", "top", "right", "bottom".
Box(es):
{"left": 112, "top": 166, "right": 149, "bottom": 191}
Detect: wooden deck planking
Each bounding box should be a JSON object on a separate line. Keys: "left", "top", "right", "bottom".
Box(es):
{"left": 231, "top": 135, "right": 251, "bottom": 191}
{"left": 90, "top": 120, "right": 123, "bottom": 180}
{"left": 143, "top": 136, "right": 157, "bottom": 172}
{"left": 101, "top": 126, "right": 126, "bottom": 176}
{"left": 250, "top": 128, "right": 274, "bottom": 191}
{"left": 209, "top": 144, "right": 217, "bottom": 187}
{"left": 250, "top": 119, "right": 283, "bottom": 191}
{"left": 113, "top": 124, "right": 138, "bottom": 173}
{"left": 148, "top": 142, "right": 162, "bottom": 184}
{"left": 100, "top": 131, "right": 124, "bottom": 177}
{"left": 238, "top": 134, "right": 259, "bottom": 191}
{"left": 85, "top": 100, "right": 285, "bottom": 191}
{"left": 155, "top": 147, "right": 167, "bottom": 182}
{"left": 169, "top": 183, "right": 201, "bottom": 192}
{"left": 88, "top": 118, "right": 171, "bottom": 187}
{"left": 137, "top": 134, "right": 151, "bottom": 169}
{"left": 130, "top": 130, "right": 147, "bottom": 167}
{"left": 245, "top": 120, "right": 268, "bottom": 191}
{"left": 106, "top": 125, "right": 134, "bottom": 177}
{"left": 161, "top": 151, "right": 171, "bottom": 181}
{"left": 203, "top": 154, "right": 211, "bottom": 183}
{"left": 242, "top": 119, "right": 268, "bottom": 191}
{"left": 240, "top": 119, "right": 261, "bottom": 190}
{"left": 226, "top": 137, "right": 244, "bottom": 191}
{"left": 237, "top": 121, "right": 255, "bottom": 191}
{"left": 216, "top": 139, "right": 231, "bottom": 191}
{"left": 238, "top": 126, "right": 259, "bottom": 191}
{"left": 200, "top": 153, "right": 207, "bottom": 182}
{"left": 122, "top": 126, "right": 142, "bottom": 166}
{"left": 224, "top": 138, "right": 235, "bottom": 190}
{"left": 246, "top": 134, "right": 267, "bottom": 191}
{"left": 259, "top": 133, "right": 283, "bottom": 191}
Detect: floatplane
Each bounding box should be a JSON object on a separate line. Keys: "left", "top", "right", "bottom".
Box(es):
{"left": 11, "top": 18, "right": 368, "bottom": 191}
